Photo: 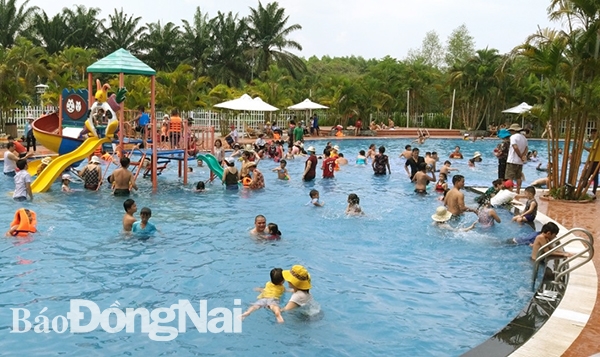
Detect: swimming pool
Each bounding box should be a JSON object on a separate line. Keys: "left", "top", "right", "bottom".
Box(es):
{"left": 0, "top": 138, "right": 549, "bottom": 356}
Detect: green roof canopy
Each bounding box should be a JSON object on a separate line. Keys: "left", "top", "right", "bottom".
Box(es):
{"left": 87, "top": 48, "right": 156, "bottom": 76}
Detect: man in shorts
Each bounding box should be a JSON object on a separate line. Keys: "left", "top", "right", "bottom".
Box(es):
{"left": 505, "top": 123, "right": 528, "bottom": 194}
{"left": 108, "top": 157, "right": 138, "bottom": 196}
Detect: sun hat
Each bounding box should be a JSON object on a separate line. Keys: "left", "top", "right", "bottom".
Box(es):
{"left": 225, "top": 157, "right": 235, "bottom": 165}
{"left": 245, "top": 144, "right": 253, "bottom": 151}
{"left": 26, "top": 116, "right": 34, "bottom": 121}
{"left": 90, "top": 156, "right": 101, "bottom": 164}
{"left": 282, "top": 265, "right": 311, "bottom": 290}
{"left": 473, "top": 151, "right": 481, "bottom": 158}
{"left": 508, "top": 123, "right": 522, "bottom": 131}
{"left": 41, "top": 157, "right": 52, "bottom": 165}
{"left": 497, "top": 128, "right": 511, "bottom": 139}
{"left": 61, "top": 174, "right": 72, "bottom": 181}
{"left": 431, "top": 206, "right": 452, "bottom": 222}
{"left": 307, "top": 146, "right": 316, "bottom": 153}
{"left": 163, "top": 114, "right": 169, "bottom": 119}
{"left": 503, "top": 180, "right": 514, "bottom": 189}
{"left": 333, "top": 145, "right": 340, "bottom": 151}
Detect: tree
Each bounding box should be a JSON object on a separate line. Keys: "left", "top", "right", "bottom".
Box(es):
{"left": 246, "top": 1, "right": 306, "bottom": 79}
{"left": 62, "top": 5, "right": 103, "bottom": 49}
{"left": 139, "top": 21, "right": 182, "bottom": 72}
{"left": 445, "top": 24, "right": 475, "bottom": 68}
{"left": 101, "top": 8, "right": 146, "bottom": 56}
{"left": 29, "top": 11, "right": 72, "bottom": 55}
{"left": 0, "top": 0, "right": 38, "bottom": 48}
{"left": 406, "top": 30, "right": 445, "bottom": 68}
{"left": 206, "top": 11, "right": 250, "bottom": 87}
{"left": 181, "top": 6, "right": 212, "bottom": 77}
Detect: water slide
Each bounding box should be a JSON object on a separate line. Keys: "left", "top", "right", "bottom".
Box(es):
{"left": 31, "top": 137, "right": 110, "bottom": 193}
{"left": 196, "top": 154, "right": 224, "bottom": 180}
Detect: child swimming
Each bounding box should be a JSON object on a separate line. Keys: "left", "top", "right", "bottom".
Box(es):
{"left": 266, "top": 223, "right": 282, "bottom": 240}
{"left": 132, "top": 207, "right": 157, "bottom": 236}
{"left": 346, "top": 193, "right": 363, "bottom": 215}
{"left": 195, "top": 181, "right": 205, "bottom": 192}
{"left": 241, "top": 268, "right": 286, "bottom": 323}
{"left": 271, "top": 159, "right": 290, "bottom": 180}
{"left": 356, "top": 150, "right": 366, "bottom": 165}
{"left": 307, "top": 189, "right": 324, "bottom": 207}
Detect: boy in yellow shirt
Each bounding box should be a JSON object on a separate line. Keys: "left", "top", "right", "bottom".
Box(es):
{"left": 241, "top": 268, "right": 286, "bottom": 323}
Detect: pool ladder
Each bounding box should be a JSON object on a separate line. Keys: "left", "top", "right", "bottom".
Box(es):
{"left": 531, "top": 228, "right": 594, "bottom": 290}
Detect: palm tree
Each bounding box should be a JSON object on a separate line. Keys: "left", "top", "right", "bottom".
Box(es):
{"left": 101, "top": 8, "right": 146, "bottom": 56}
{"left": 0, "top": 0, "right": 38, "bottom": 48}
{"left": 29, "top": 11, "right": 72, "bottom": 55}
{"left": 62, "top": 5, "right": 103, "bottom": 50}
{"left": 181, "top": 6, "right": 212, "bottom": 77}
{"left": 246, "top": 1, "right": 305, "bottom": 79}
{"left": 206, "top": 11, "right": 250, "bottom": 87}
{"left": 139, "top": 21, "right": 182, "bottom": 71}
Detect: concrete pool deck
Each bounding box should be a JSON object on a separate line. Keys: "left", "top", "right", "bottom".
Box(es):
{"left": 1, "top": 136, "right": 600, "bottom": 356}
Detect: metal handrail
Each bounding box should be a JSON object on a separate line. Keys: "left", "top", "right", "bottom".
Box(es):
{"left": 531, "top": 228, "right": 594, "bottom": 290}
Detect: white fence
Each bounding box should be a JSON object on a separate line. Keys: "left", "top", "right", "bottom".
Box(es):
{"left": 4, "top": 106, "right": 445, "bottom": 136}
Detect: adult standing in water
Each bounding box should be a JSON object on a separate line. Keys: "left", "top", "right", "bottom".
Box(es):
{"left": 372, "top": 146, "right": 391, "bottom": 175}
{"left": 444, "top": 175, "right": 476, "bottom": 216}
{"left": 302, "top": 146, "right": 318, "bottom": 181}
{"left": 494, "top": 129, "right": 511, "bottom": 180}
{"left": 505, "top": 123, "right": 528, "bottom": 194}
{"left": 79, "top": 156, "right": 103, "bottom": 190}
{"left": 250, "top": 215, "right": 267, "bottom": 236}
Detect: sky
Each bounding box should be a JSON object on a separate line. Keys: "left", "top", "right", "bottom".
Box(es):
{"left": 25, "top": 0, "right": 560, "bottom": 60}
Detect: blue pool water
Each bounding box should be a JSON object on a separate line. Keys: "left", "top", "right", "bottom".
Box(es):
{"left": 0, "top": 138, "right": 553, "bottom": 356}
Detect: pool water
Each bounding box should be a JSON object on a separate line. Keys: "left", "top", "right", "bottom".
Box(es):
{"left": 0, "top": 138, "right": 550, "bottom": 356}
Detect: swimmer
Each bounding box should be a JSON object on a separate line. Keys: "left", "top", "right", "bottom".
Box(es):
{"left": 536, "top": 163, "right": 548, "bottom": 172}
{"left": 281, "top": 265, "right": 314, "bottom": 314}
{"left": 6, "top": 208, "right": 37, "bottom": 237}
{"left": 266, "top": 223, "right": 282, "bottom": 240}
{"left": 435, "top": 172, "right": 448, "bottom": 193}
{"left": 307, "top": 189, "right": 324, "bottom": 207}
{"left": 468, "top": 152, "right": 482, "bottom": 167}
{"left": 400, "top": 145, "right": 412, "bottom": 159}
{"left": 271, "top": 159, "right": 290, "bottom": 180}
{"left": 413, "top": 162, "right": 435, "bottom": 194}
{"left": 336, "top": 153, "right": 348, "bottom": 165}
{"left": 122, "top": 199, "right": 137, "bottom": 232}
{"left": 195, "top": 181, "right": 205, "bottom": 192}
{"left": 431, "top": 206, "right": 476, "bottom": 231}
{"left": 356, "top": 150, "right": 367, "bottom": 165}
{"left": 449, "top": 146, "right": 463, "bottom": 159}
{"left": 131, "top": 207, "right": 157, "bottom": 236}
{"left": 346, "top": 193, "right": 364, "bottom": 215}
{"left": 439, "top": 160, "right": 459, "bottom": 176}
{"left": 61, "top": 174, "right": 74, "bottom": 192}
{"left": 476, "top": 198, "right": 501, "bottom": 227}
{"left": 530, "top": 222, "right": 571, "bottom": 260}
{"left": 250, "top": 215, "right": 267, "bottom": 237}
{"left": 241, "top": 268, "right": 286, "bottom": 323}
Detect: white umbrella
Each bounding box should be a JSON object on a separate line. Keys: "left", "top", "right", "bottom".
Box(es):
{"left": 252, "top": 97, "right": 279, "bottom": 112}
{"left": 502, "top": 102, "right": 532, "bottom": 114}
{"left": 214, "top": 94, "right": 254, "bottom": 111}
{"left": 288, "top": 98, "right": 329, "bottom": 110}
{"left": 502, "top": 102, "right": 533, "bottom": 128}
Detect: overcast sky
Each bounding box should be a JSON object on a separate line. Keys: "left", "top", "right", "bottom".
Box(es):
{"left": 26, "top": 0, "right": 559, "bottom": 60}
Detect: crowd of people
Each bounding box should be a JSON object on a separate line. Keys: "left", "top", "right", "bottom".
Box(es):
{"left": 6, "top": 118, "right": 590, "bottom": 325}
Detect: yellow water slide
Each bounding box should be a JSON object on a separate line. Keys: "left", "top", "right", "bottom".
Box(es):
{"left": 31, "top": 137, "right": 110, "bottom": 193}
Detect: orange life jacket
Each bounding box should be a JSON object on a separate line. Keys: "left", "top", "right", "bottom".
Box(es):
{"left": 10, "top": 208, "right": 37, "bottom": 237}
{"left": 242, "top": 177, "right": 252, "bottom": 187}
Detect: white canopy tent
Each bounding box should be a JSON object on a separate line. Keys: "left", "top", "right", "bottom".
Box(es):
{"left": 214, "top": 94, "right": 278, "bottom": 111}
{"left": 502, "top": 102, "right": 532, "bottom": 128}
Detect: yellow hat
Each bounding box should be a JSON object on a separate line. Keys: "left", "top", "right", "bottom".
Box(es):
{"left": 282, "top": 265, "right": 311, "bottom": 290}
{"left": 41, "top": 157, "right": 52, "bottom": 165}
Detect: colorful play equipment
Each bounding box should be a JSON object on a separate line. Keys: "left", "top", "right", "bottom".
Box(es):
{"left": 30, "top": 79, "right": 127, "bottom": 193}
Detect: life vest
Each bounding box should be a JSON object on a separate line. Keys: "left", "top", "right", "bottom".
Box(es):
{"left": 169, "top": 119, "right": 182, "bottom": 134}
{"left": 242, "top": 177, "right": 252, "bottom": 187}
{"left": 10, "top": 208, "right": 37, "bottom": 237}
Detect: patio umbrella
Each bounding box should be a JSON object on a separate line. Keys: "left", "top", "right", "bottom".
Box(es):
{"left": 214, "top": 94, "right": 254, "bottom": 111}
{"left": 288, "top": 98, "right": 329, "bottom": 110}
{"left": 288, "top": 98, "right": 329, "bottom": 124}
{"left": 251, "top": 97, "right": 279, "bottom": 112}
{"left": 502, "top": 102, "right": 532, "bottom": 128}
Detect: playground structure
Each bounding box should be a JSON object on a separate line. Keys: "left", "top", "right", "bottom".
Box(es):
{"left": 29, "top": 48, "right": 220, "bottom": 192}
